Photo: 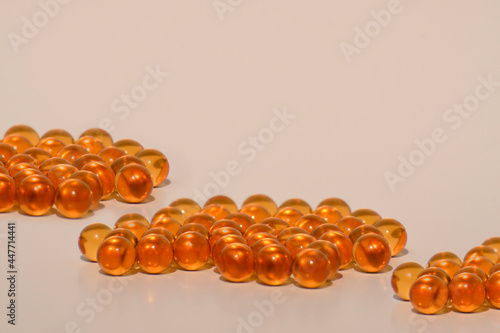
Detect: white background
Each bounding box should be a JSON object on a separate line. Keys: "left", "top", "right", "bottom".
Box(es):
{"left": 1, "top": 1, "right": 500, "bottom": 332}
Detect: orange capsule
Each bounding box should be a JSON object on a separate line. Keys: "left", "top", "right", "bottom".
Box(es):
{"left": 115, "top": 213, "right": 150, "bottom": 228}
{"left": 307, "top": 240, "right": 341, "bottom": 279}
{"left": 0, "top": 174, "right": 16, "bottom": 212}
{"left": 292, "top": 248, "right": 330, "bottom": 288}
{"left": 115, "top": 164, "right": 153, "bottom": 203}
{"left": 319, "top": 231, "right": 353, "bottom": 269}
{"left": 113, "top": 138, "right": 143, "bottom": 155}
{"left": 23, "top": 147, "right": 51, "bottom": 166}
{"left": 47, "top": 164, "right": 78, "bottom": 188}
{"left": 208, "top": 219, "right": 243, "bottom": 236}
{"left": 0, "top": 166, "right": 8, "bottom": 175}
{"left": 2, "top": 134, "right": 33, "bottom": 153}
{"left": 285, "top": 234, "right": 316, "bottom": 259}
{"left": 218, "top": 243, "right": 254, "bottom": 282}
{"left": 54, "top": 179, "right": 92, "bottom": 218}
{"left": 482, "top": 237, "right": 500, "bottom": 255}
{"left": 463, "top": 256, "right": 494, "bottom": 276}
{"left": 351, "top": 208, "right": 381, "bottom": 225}
{"left": 177, "top": 223, "right": 209, "bottom": 239}
{"left": 485, "top": 271, "right": 500, "bottom": 308}
{"left": 79, "top": 128, "right": 113, "bottom": 147}
{"left": 226, "top": 212, "right": 255, "bottom": 232}
{"left": 201, "top": 204, "right": 231, "bottom": 221}
{"left": 209, "top": 227, "right": 242, "bottom": 250}
{"left": 142, "top": 228, "right": 175, "bottom": 244}
{"left": 242, "top": 194, "right": 277, "bottom": 215}
{"left": 105, "top": 228, "right": 138, "bottom": 246}
{"left": 449, "top": 273, "right": 486, "bottom": 313}
{"left": 274, "top": 207, "right": 303, "bottom": 226}
{"left": 119, "top": 221, "right": 149, "bottom": 239}
{"left": 36, "top": 137, "right": 66, "bottom": 157}
{"left": 410, "top": 275, "right": 449, "bottom": 314}
{"left": 4, "top": 125, "right": 39, "bottom": 146}
{"left": 373, "top": 218, "right": 407, "bottom": 256}
{"left": 136, "top": 234, "right": 173, "bottom": 274}
{"left": 311, "top": 224, "right": 342, "bottom": 240}
{"left": 0, "top": 143, "right": 17, "bottom": 162}
{"left": 78, "top": 223, "right": 112, "bottom": 262}
{"left": 490, "top": 264, "right": 500, "bottom": 276}
{"left": 464, "top": 245, "right": 499, "bottom": 264}
{"left": 353, "top": 234, "right": 391, "bottom": 273}
{"left": 73, "top": 154, "right": 105, "bottom": 170}
{"left": 150, "top": 217, "right": 182, "bottom": 235}
{"left": 247, "top": 232, "right": 277, "bottom": 248}
{"left": 152, "top": 206, "right": 187, "bottom": 225}
{"left": 427, "top": 251, "right": 463, "bottom": 267}
{"left": 239, "top": 204, "right": 271, "bottom": 223}
{"left": 169, "top": 198, "right": 202, "bottom": 218}
{"left": 41, "top": 129, "right": 74, "bottom": 145}
{"left": 313, "top": 205, "right": 343, "bottom": 224}
{"left": 57, "top": 144, "right": 88, "bottom": 164}
{"left": 13, "top": 168, "right": 43, "bottom": 186}
{"left": 81, "top": 161, "right": 115, "bottom": 199}
{"left": 69, "top": 170, "right": 103, "bottom": 210}
{"left": 348, "top": 225, "right": 383, "bottom": 245}
{"left": 212, "top": 234, "right": 247, "bottom": 265}
{"left": 277, "top": 227, "right": 309, "bottom": 245}
{"left": 244, "top": 224, "right": 275, "bottom": 241}
{"left": 6, "top": 154, "right": 36, "bottom": 170}
{"left": 110, "top": 155, "right": 145, "bottom": 174}
{"left": 391, "top": 262, "right": 425, "bottom": 301}
{"left": 295, "top": 214, "right": 326, "bottom": 234}
{"left": 260, "top": 217, "right": 289, "bottom": 234}
{"left": 75, "top": 136, "right": 105, "bottom": 155}
{"left": 17, "top": 175, "right": 54, "bottom": 216}
{"left": 250, "top": 238, "right": 282, "bottom": 257}
{"left": 183, "top": 213, "right": 215, "bottom": 230}
{"left": 97, "top": 146, "right": 126, "bottom": 166}
{"left": 431, "top": 259, "right": 462, "bottom": 279}
{"left": 97, "top": 236, "right": 136, "bottom": 276}
{"left": 39, "top": 157, "right": 70, "bottom": 175}
{"left": 456, "top": 266, "right": 488, "bottom": 284}
{"left": 335, "top": 216, "right": 363, "bottom": 236}
{"left": 173, "top": 231, "right": 210, "bottom": 270}
{"left": 135, "top": 149, "right": 169, "bottom": 187}
{"left": 279, "top": 198, "right": 312, "bottom": 215}
{"left": 254, "top": 245, "right": 293, "bottom": 285}
{"left": 418, "top": 267, "right": 451, "bottom": 285}
{"left": 317, "top": 197, "right": 351, "bottom": 216}
{"left": 9, "top": 162, "right": 37, "bottom": 177}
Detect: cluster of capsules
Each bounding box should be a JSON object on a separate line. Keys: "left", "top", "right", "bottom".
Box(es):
{"left": 0, "top": 124, "right": 169, "bottom": 218}
{"left": 79, "top": 194, "right": 408, "bottom": 288}
{"left": 391, "top": 238, "right": 500, "bottom": 314}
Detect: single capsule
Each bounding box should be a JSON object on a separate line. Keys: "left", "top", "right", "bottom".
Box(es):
{"left": 285, "top": 234, "right": 316, "bottom": 259}
{"left": 274, "top": 207, "right": 303, "bottom": 226}
{"left": 6, "top": 154, "right": 36, "bottom": 170}
{"left": 152, "top": 206, "right": 187, "bottom": 225}
{"left": 135, "top": 149, "right": 169, "bottom": 187}
{"left": 105, "top": 228, "right": 138, "bottom": 246}
{"left": 307, "top": 240, "right": 341, "bottom": 280}
{"left": 463, "top": 256, "right": 494, "bottom": 276}
{"left": 9, "top": 162, "right": 37, "bottom": 177}
{"left": 292, "top": 248, "right": 330, "bottom": 288}
{"left": 201, "top": 204, "right": 231, "bottom": 221}
{"left": 73, "top": 154, "right": 105, "bottom": 170}
{"left": 142, "top": 228, "right": 175, "bottom": 244}
{"left": 47, "top": 164, "right": 78, "bottom": 188}
{"left": 150, "top": 217, "right": 182, "bottom": 235}
{"left": 255, "top": 245, "right": 293, "bottom": 285}
{"left": 81, "top": 161, "right": 115, "bottom": 199}
{"left": 295, "top": 214, "right": 326, "bottom": 234}
{"left": 449, "top": 273, "right": 486, "bottom": 313}
{"left": 0, "top": 166, "right": 7, "bottom": 175}
{"left": 209, "top": 219, "right": 243, "bottom": 236}
{"left": 391, "top": 262, "right": 425, "bottom": 301}
{"left": 464, "top": 245, "right": 499, "bottom": 264}
{"left": 212, "top": 234, "right": 247, "bottom": 265}
{"left": 0, "top": 174, "right": 16, "bottom": 212}
{"left": 113, "top": 139, "right": 143, "bottom": 155}
{"left": 97, "top": 146, "right": 126, "bottom": 166}
{"left": 418, "top": 267, "right": 451, "bottom": 285}
{"left": 115, "top": 213, "right": 150, "bottom": 228}
{"left": 23, "top": 147, "right": 51, "bottom": 166}
{"left": 4, "top": 125, "right": 39, "bottom": 146}
{"left": 250, "top": 238, "right": 282, "bottom": 257}
{"left": 204, "top": 195, "right": 237, "bottom": 214}
{"left": 78, "top": 223, "right": 112, "bottom": 262}
{"left": 97, "top": 236, "right": 136, "bottom": 276}
{"left": 79, "top": 128, "right": 113, "bottom": 147}
{"left": 110, "top": 155, "right": 145, "bottom": 174}
{"left": 313, "top": 205, "right": 343, "bottom": 224}
{"left": 279, "top": 198, "right": 312, "bottom": 215}
{"left": 311, "top": 224, "right": 342, "bottom": 240}
{"left": 41, "top": 129, "right": 74, "bottom": 145}
{"left": 69, "top": 171, "right": 103, "bottom": 210}
{"left": 490, "top": 264, "right": 500, "bottom": 276}
{"left": 54, "top": 179, "right": 92, "bottom": 218}
{"left": 353, "top": 234, "right": 391, "bottom": 273}
{"left": 17, "top": 175, "right": 54, "bottom": 216}
{"left": 373, "top": 218, "right": 407, "bottom": 256}
{"left": 348, "top": 225, "right": 383, "bottom": 245}
{"left": 247, "top": 232, "right": 277, "bottom": 248}
{"left": 173, "top": 231, "right": 210, "bottom": 270}
{"left": 351, "top": 208, "right": 381, "bottom": 225}
{"left": 57, "top": 144, "right": 88, "bottom": 164}
{"left": 226, "top": 212, "right": 255, "bottom": 232}
{"left": 317, "top": 197, "right": 351, "bottom": 216}
{"left": 75, "top": 136, "right": 105, "bottom": 155}
{"left": 319, "top": 231, "right": 353, "bottom": 269}
{"left": 239, "top": 204, "right": 271, "bottom": 223}
{"left": 431, "top": 259, "right": 462, "bottom": 279}
{"left": 209, "top": 227, "right": 242, "bottom": 250}
{"left": 242, "top": 194, "right": 277, "bottom": 215}
{"left": 183, "top": 213, "right": 215, "bottom": 230}
{"left": 2, "top": 134, "right": 33, "bottom": 153}
{"left": 427, "top": 251, "right": 463, "bottom": 267}
{"left": 410, "top": 275, "right": 449, "bottom": 314}
{"left": 119, "top": 221, "right": 149, "bottom": 239}
{"left": 260, "top": 217, "right": 290, "bottom": 234}
{"left": 169, "top": 198, "right": 202, "bottom": 218}
{"left": 485, "top": 271, "right": 500, "bottom": 308}
{"left": 0, "top": 143, "right": 17, "bottom": 162}
{"left": 244, "top": 224, "right": 275, "bottom": 240}
{"left": 13, "top": 168, "right": 42, "bottom": 186}
{"left": 136, "top": 234, "right": 173, "bottom": 274}
{"left": 36, "top": 137, "right": 66, "bottom": 157}
{"left": 115, "top": 164, "right": 153, "bottom": 203}
{"left": 456, "top": 266, "right": 488, "bottom": 284}
{"left": 482, "top": 237, "right": 500, "bottom": 254}
{"left": 177, "top": 223, "right": 209, "bottom": 239}
{"left": 39, "top": 157, "right": 70, "bottom": 175}
{"left": 277, "top": 227, "right": 309, "bottom": 245}
{"left": 335, "top": 216, "right": 364, "bottom": 236}
{"left": 218, "top": 243, "right": 254, "bottom": 282}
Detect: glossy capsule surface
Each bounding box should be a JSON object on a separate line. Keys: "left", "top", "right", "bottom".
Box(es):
{"left": 2, "top": 134, "right": 33, "bottom": 153}
{"left": 78, "top": 223, "right": 112, "bottom": 262}
{"left": 482, "top": 237, "right": 500, "bottom": 254}
{"left": 0, "top": 143, "right": 17, "bottom": 162}
{"left": 135, "top": 149, "right": 169, "bottom": 187}
{"left": 75, "top": 136, "right": 105, "bottom": 155}
{"left": 39, "top": 157, "right": 70, "bottom": 175}
{"left": 239, "top": 204, "right": 271, "bottom": 223}
{"left": 110, "top": 155, "right": 145, "bottom": 174}
{"left": 348, "top": 225, "right": 383, "bottom": 245}
{"left": 255, "top": 245, "right": 293, "bottom": 285}
{"left": 455, "top": 266, "right": 488, "bottom": 284}
{"left": 152, "top": 206, "right": 187, "bottom": 225}
{"left": 244, "top": 224, "right": 275, "bottom": 240}
{"left": 105, "top": 228, "right": 138, "bottom": 246}
{"left": 47, "top": 164, "right": 78, "bottom": 188}
{"left": 274, "top": 207, "right": 303, "bottom": 226}
{"left": 313, "top": 205, "right": 343, "bottom": 224}
{"left": 204, "top": 195, "right": 237, "bottom": 214}
{"left": 57, "top": 144, "right": 88, "bottom": 164}
{"left": 212, "top": 234, "right": 247, "bottom": 265}
{"left": 0, "top": 174, "right": 16, "bottom": 212}
{"left": 142, "top": 228, "right": 175, "bottom": 244}
{"left": 209, "top": 220, "right": 243, "bottom": 236}
{"left": 119, "top": 221, "right": 149, "bottom": 240}
{"left": 113, "top": 139, "right": 143, "bottom": 155}
{"left": 209, "top": 227, "right": 242, "bottom": 250}
{"left": 79, "top": 128, "right": 113, "bottom": 147}
{"left": 418, "top": 267, "right": 451, "bottom": 285}
{"left": 335, "top": 216, "right": 363, "bottom": 236}
{"left": 226, "top": 212, "right": 255, "bottom": 232}
{"left": 462, "top": 256, "right": 494, "bottom": 276}
{"left": 23, "top": 147, "right": 51, "bottom": 165}
{"left": 279, "top": 198, "right": 312, "bottom": 215}
{"left": 285, "top": 234, "right": 316, "bottom": 259}
{"left": 217, "top": 243, "right": 254, "bottom": 282}
{"left": 307, "top": 240, "right": 341, "bottom": 280}
{"left": 247, "top": 232, "right": 276, "bottom": 248}
{"left": 73, "top": 154, "right": 105, "bottom": 170}
{"left": 201, "top": 204, "right": 231, "bottom": 221}
{"left": 410, "top": 275, "right": 449, "bottom": 314}
{"left": 97, "top": 236, "right": 136, "bottom": 276}
{"left": 150, "top": 217, "right": 182, "bottom": 235}
{"left": 464, "top": 245, "right": 499, "bottom": 264}
{"left": 351, "top": 208, "right": 381, "bottom": 225}
{"left": 69, "top": 170, "right": 103, "bottom": 210}
{"left": 373, "top": 218, "right": 407, "bottom": 256}
{"left": 173, "top": 231, "right": 210, "bottom": 270}
{"left": 17, "top": 175, "right": 54, "bottom": 216}
{"left": 136, "top": 234, "right": 173, "bottom": 274}
{"left": 427, "top": 251, "right": 463, "bottom": 267}
{"left": 82, "top": 161, "right": 115, "bottom": 199}
{"left": 391, "top": 262, "right": 425, "bottom": 301}
{"left": 4, "top": 125, "right": 39, "bottom": 146}
{"left": 115, "top": 213, "right": 150, "bottom": 228}
{"left": 36, "top": 137, "right": 66, "bottom": 157}
{"left": 260, "top": 217, "right": 289, "bottom": 234}
{"left": 115, "top": 164, "right": 153, "bottom": 203}
{"left": 277, "top": 227, "right": 309, "bottom": 245}
{"left": 353, "top": 234, "right": 391, "bottom": 273}
{"left": 317, "top": 197, "right": 351, "bottom": 216}
{"left": 448, "top": 273, "right": 486, "bottom": 313}
{"left": 295, "top": 214, "right": 326, "bottom": 234}
{"left": 41, "top": 129, "right": 74, "bottom": 145}
{"left": 485, "top": 271, "right": 500, "bottom": 308}
{"left": 97, "top": 147, "right": 126, "bottom": 166}
{"left": 169, "top": 198, "right": 202, "bottom": 218}
{"left": 242, "top": 194, "right": 277, "bottom": 215}
{"left": 292, "top": 248, "right": 330, "bottom": 288}
{"left": 183, "top": 213, "right": 215, "bottom": 230}
{"left": 319, "top": 231, "right": 353, "bottom": 269}
{"left": 310, "top": 224, "right": 342, "bottom": 240}
{"left": 54, "top": 179, "right": 92, "bottom": 218}
{"left": 250, "top": 238, "right": 282, "bottom": 257}
{"left": 431, "top": 259, "right": 462, "bottom": 279}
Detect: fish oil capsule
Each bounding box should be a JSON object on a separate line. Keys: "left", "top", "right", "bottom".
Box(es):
{"left": 47, "top": 164, "right": 78, "bottom": 188}
{"left": 119, "top": 221, "right": 149, "bottom": 239}
{"left": 226, "top": 212, "right": 255, "bottom": 232}
{"left": 317, "top": 197, "right": 351, "bottom": 216}
{"left": 39, "top": 157, "right": 70, "bottom": 175}
{"left": 353, "top": 234, "right": 391, "bottom": 273}
{"left": 274, "top": 207, "right": 303, "bottom": 226}
{"left": 373, "top": 218, "right": 407, "bottom": 256}
{"left": 335, "top": 216, "right": 364, "bottom": 236}
{"left": 9, "top": 162, "right": 37, "bottom": 177}
{"left": 2, "top": 134, "right": 33, "bottom": 153}
{"left": 242, "top": 194, "right": 277, "bottom": 215}
{"left": 41, "top": 129, "right": 74, "bottom": 145}
{"left": 113, "top": 139, "right": 143, "bottom": 155}
{"left": 97, "top": 147, "right": 126, "bottom": 166}
{"left": 17, "top": 175, "right": 54, "bottom": 216}
{"left": 4, "top": 125, "right": 39, "bottom": 146}
{"left": 295, "top": 214, "right": 326, "bottom": 234}
{"left": 209, "top": 227, "right": 242, "bottom": 250}
{"left": 482, "top": 237, "right": 500, "bottom": 254}
{"left": 218, "top": 243, "right": 254, "bottom": 282}
{"left": 464, "top": 245, "right": 499, "bottom": 264}
{"left": 177, "top": 223, "right": 209, "bottom": 239}
{"left": 292, "top": 248, "right": 330, "bottom": 288}
{"left": 212, "top": 234, "right": 247, "bottom": 265}
{"left": 201, "top": 204, "right": 231, "bottom": 221}
{"left": 57, "top": 144, "right": 88, "bottom": 164}
{"left": 490, "top": 264, "right": 500, "bottom": 276}
{"left": 313, "top": 205, "right": 343, "bottom": 224}
{"left": 115, "top": 164, "right": 153, "bottom": 203}
{"left": 204, "top": 195, "right": 237, "bottom": 214}
{"left": 135, "top": 149, "right": 169, "bottom": 187}
{"left": 75, "top": 136, "right": 105, "bottom": 155}
{"left": 319, "top": 231, "right": 353, "bottom": 269}
{"left": 255, "top": 245, "right": 293, "bottom": 285}
{"left": 277, "top": 227, "right": 309, "bottom": 245}
{"left": 351, "top": 208, "right": 381, "bottom": 225}
{"left": 78, "top": 223, "right": 112, "bottom": 262}
{"left": 173, "top": 231, "right": 210, "bottom": 270}
{"left": 0, "top": 174, "right": 16, "bottom": 212}
{"left": 485, "top": 271, "right": 500, "bottom": 308}
{"left": 462, "top": 256, "right": 494, "bottom": 276}
{"left": 152, "top": 206, "right": 187, "bottom": 225}
{"left": 260, "top": 217, "right": 289, "bottom": 234}
{"left": 427, "top": 251, "right": 463, "bottom": 267}
{"left": 97, "top": 236, "right": 136, "bottom": 276}
{"left": 54, "top": 179, "right": 92, "bottom": 218}
{"left": 79, "top": 128, "right": 113, "bottom": 147}
{"left": 36, "top": 137, "right": 66, "bottom": 157}
{"left": 73, "top": 154, "right": 105, "bottom": 170}
{"left": 250, "top": 238, "right": 282, "bottom": 257}
{"left": 82, "top": 161, "right": 115, "bottom": 199}
{"left": 105, "top": 228, "right": 138, "bottom": 246}
{"left": 410, "top": 275, "right": 449, "bottom": 314}
{"left": 183, "top": 213, "right": 215, "bottom": 230}
{"left": 169, "top": 198, "right": 202, "bottom": 218}
{"left": 307, "top": 240, "right": 341, "bottom": 280}
{"left": 239, "top": 204, "right": 271, "bottom": 223}
{"left": 209, "top": 219, "right": 243, "bottom": 236}
{"left": 0, "top": 166, "right": 8, "bottom": 175}
{"left": 431, "top": 259, "right": 462, "bottom": 279}
{"left": 151, "top": 217, "right": 182, "bottom": 235}
{"left": 455, "top": 267, "right": 488, "bottom": 284}
{"left": 0, "top": 143, "right": 17, "bottom": 162}
{"left": 285, "top": 234, "right": 316, "bottom": 259}
{"left": 244, "top": 224, "right": 275, "bottom": 240}
{"left": 13, "top": 168, "right": 42, "bottom": 186}
{"left": 311, "top": 224, "right": 342, "bottom": 239}
{"left": 69, "top": 171, "right": 103, "bottom": 210}
{"left": 115, "top": 213, "right": 150, "bottom": 228}
{"left": 418, "top": 267, "right": 451, "bottom": 285}
{"left": 6, "top": 154, "right": 36, "bottom": 170}
{"left": 110, "top": 155, "right": 145, "bottom": 174}
{"left": 136, "top": 234, "right": 173, "bottom": 274}
{"left": 391, "top": 262, "right": 425, "bottom": 301}
{"left": 279, "top": 198, "right": 312, "bottom": 215}
{"left": 23, "top": 147, "right": 51, "bottom": 166}
{"left": 142, "top": 228, "right": 175, "bottom": 244}
{"left": 247, "top": 232, "right": 277, "bottom": 248}
{"left": 348, "top": 225, "right": 383, "bottom": 245}
{"left": 449, "top": 273, "right": 486, "bottom": 313}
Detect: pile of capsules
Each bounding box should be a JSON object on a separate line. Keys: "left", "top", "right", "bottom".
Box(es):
{"left": 79, "top": 194, "right": 407, "bottom": 288}
{"left": 0, "top": 124, "right": 169, "bottom": 218}
{"left": 391, "top": 239, "right": 500, "bottom": 314}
